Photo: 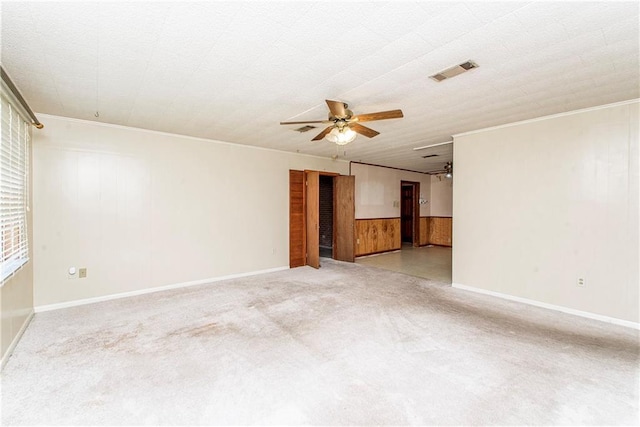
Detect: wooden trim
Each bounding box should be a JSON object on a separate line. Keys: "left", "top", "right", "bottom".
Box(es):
{"left": 305, "top": 170, "right": 320, "bottom": 268}
{"left": 304, "top": 169, "right": 340, "bottom": 177}
{"left": 355, "top": 248, "right": 401, "bottom": 258}
{"left": 350, "top": 161, "right": 431, "bottom": 175}
{"left": 355, "top": 216, "right": 401, "bottom": 221}
{"left": 289, "top": 170, "right": 306, "bottom": 267}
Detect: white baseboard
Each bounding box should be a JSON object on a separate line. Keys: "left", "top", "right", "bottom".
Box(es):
{"left": 452, "top": 283, "right": 640, "bottom": 330}
{"left": 1, "top": 310, "right": 35, "bottom": 370}
{"left": 35, "top": 266, "right": 289, "bottom": 313}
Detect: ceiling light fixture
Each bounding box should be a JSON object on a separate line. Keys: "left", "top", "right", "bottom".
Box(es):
{"left": 413, "top": 140, "right": 453, "bottom": 151}
{"left": 444, "top": 161, "right": 453, "bottom": 179}
{"left": 326, "top": 125, "right": 357, "bottom": 145}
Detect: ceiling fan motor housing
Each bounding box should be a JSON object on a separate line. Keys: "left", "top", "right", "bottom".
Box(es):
{"left": 329, "top": 108, "right": 353, "bottom": 121}
{"left": 280, "top": 99, "right": 403, "bottom": 142}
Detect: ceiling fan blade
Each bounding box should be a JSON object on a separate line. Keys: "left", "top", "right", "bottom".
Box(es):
{"left": 353, "top": 109, "right": 404, "bottom": 122}
{"left": 280, "top": 120, "right": 332, "bottom": 125}
{"left": 311, "top": 126, "right": 334, "bottom": 141}
{"left": 349, "top": 123, "right": 380, "bottom": 138}
{"left": 326, "top": 99, "right": 347, "bottom": 118}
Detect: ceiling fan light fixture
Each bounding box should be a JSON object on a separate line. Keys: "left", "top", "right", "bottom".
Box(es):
{"left": 444, "top": 161, "right": 453, "bottom": 179}
{"left": 326, "top": 126, "right": 357, "bottom": 145}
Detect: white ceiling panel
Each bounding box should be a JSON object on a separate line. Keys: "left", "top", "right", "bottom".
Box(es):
{"left": 1, "top": 1, "right": 638, "bottom": 173}
{"left": 414, "top": 3, "right": 484, "bottom": 47}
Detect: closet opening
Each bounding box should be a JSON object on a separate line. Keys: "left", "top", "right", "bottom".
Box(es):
{"left": 319, "top": 174, "right": 334, "bottom": 258}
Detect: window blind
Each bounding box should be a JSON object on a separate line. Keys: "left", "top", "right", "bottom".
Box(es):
{"left": 1, "top": 93, "right": 30, "bottom": 283}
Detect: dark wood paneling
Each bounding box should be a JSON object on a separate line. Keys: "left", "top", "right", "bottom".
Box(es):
{"left": 428, "top": 217, "right": 452, "bottom": 247}
{"left": 355, "top": 218, "right": 401, "bottom": 256}
{"left": 334, "top": 175, "right": 355, "bottom": 262}
{"left": 289, "top": 170, "right": 305, "bottom": 268}
{"left": 305, "top": 171, "right": 320, "bottom": 268}
{"left": 350, "top": 161, "right": 431, "bottom": 175}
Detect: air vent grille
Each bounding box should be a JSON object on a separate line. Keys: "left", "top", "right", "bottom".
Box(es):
{"left": 429, "top": 60, "right": 478, "bottom": 82}
{"left": 294, "top": 125, "right": 316, "bottom": 133}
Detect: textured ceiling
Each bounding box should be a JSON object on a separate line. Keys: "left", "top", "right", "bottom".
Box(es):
{"left": 2, "top": 1, "right": 638, "bottom": 173}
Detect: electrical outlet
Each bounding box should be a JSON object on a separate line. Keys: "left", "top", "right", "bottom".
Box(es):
{"left": 79, "top": 268, "right": 87, "bottom": 278}
{"left": 577, "top": 278, "right": 585, "bottom": 287}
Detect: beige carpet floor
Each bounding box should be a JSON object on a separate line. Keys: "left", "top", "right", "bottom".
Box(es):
{"left": 1, "top": 259, "right": 638, "bottom": 425}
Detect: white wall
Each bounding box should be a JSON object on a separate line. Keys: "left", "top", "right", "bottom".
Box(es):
{"left": 32, "top": 115, "right": 348, "bottom": 307}
{"left": 351, "top": 163, "right": 430, "bottom": 219}
{"left": 430, "top": 174, "right": 453, "bottom": 217}
{"left": 453, "top": 100, "right": 639, "bottom": 323}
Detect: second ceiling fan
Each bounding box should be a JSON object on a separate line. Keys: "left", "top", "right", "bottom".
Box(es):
{"left": 280, "top": 99, "right": 404, "bottom": 145}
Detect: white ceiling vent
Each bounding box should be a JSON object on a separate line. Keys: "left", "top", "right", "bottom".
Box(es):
{"left": 429, "top": 60, "right": 478, "bottom": 82}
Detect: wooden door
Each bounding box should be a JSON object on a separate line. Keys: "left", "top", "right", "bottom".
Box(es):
{"left": 305, "top": 170, "right": 320, "bottom": 268}
{"left": 289, "top": 170, "right": 305, "bottom": 268}
{"left": 401, "top": 185, "right": 413, "bottom": 243}
{"left": 334, "top": 175, "right": 355, "bottom": 262}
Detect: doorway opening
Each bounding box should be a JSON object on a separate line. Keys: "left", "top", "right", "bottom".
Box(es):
{"left": 319, "top": 175, "right": 334, "bottom": 258}
{"left": 401, "top": 181, "right": 420, "bottom": 247}
{"left": 289, "top": 169, "right": 355, "bottom": 269}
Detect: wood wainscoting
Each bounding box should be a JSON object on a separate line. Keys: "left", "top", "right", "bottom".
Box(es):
{"left": 419, "top": 216, "right": 452, "bottom": 247}
{"left": 419, "top": 217, "right": 429, "bottom": 246}
{"left": 355, "top": 218, "right": 401, "bottom": 256}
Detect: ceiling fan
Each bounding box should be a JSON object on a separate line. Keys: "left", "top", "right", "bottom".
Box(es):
{"left": 280, "top": 99, "right": 404, "bottom": 145}
{"left": 427, "top": 161, "right": 453, "bottom": 177}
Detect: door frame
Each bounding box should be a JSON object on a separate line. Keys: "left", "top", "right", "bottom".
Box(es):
{"left": 290, "top": 170, "right": 354, "bottom": 268}
{"left": 307, "top": 171, "right": 342, "bottom": 268}
{"left": 400, "top": 180, "right": 420, "bottom": 247}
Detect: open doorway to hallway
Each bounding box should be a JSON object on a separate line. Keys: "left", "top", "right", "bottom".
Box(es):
{"left": 357, "top": 176, "right": 452, "bottom": 283}
{"left": 400, "top": 181, "right": 420, "bottom": 247}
